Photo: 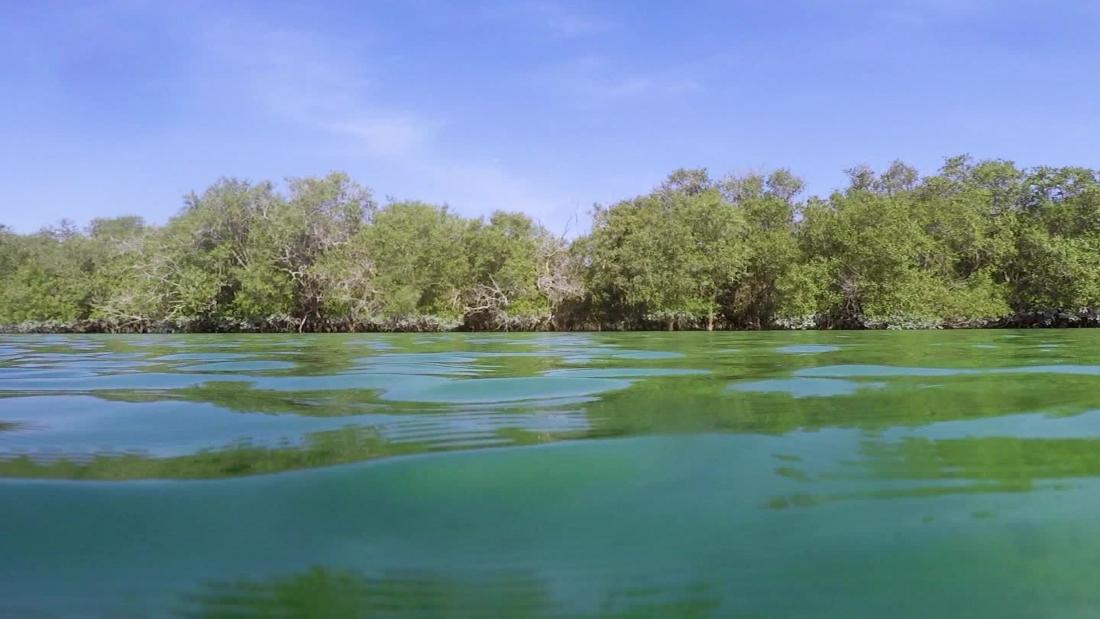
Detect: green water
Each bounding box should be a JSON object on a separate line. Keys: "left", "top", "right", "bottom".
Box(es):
{"left": 3, "top": 331, "right": 1100, "bottom": 617}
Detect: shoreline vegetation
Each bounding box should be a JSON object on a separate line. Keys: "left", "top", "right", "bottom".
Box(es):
{"left": 6, "top": 312, "right": 1100, "bottom": 334}
{"left": 4, "top": 155, "right": 1100, "bottom": 333}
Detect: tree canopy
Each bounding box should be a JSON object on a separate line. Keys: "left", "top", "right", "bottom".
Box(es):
{"left": 3, "top": 158, "right": 1100, "bottom": 332}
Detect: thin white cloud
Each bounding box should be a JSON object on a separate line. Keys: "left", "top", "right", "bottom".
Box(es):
{"left": 321, "top": 115, "right": 432, "bottom": 158}
{"left": 541, "top": 55, "right": 703, "bottom": 107}
{"left": 192, "top": 15, "right": 561, "bottom": 223}
{"left": 410, "top": 158, "right": 559, "bottom": 222}
{"left": 197, "top": 23, "right": 435, "bottom": 158}
{"left": 483, "top": 1, "right": 614, "bottom": 38}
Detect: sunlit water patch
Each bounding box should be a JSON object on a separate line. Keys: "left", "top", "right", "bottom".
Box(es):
{"left": 177, "top": 360, "right": 299, "bottom": 372}
{"left": 729, "top": 377, "right": 886, "bottom": 398}
{"left": 775, "top": 344, "right": 841, "bottom": 354}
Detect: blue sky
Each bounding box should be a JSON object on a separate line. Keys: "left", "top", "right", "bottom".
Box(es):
{"left": 2, "top": 0, "right": 1099, "bottom": 233}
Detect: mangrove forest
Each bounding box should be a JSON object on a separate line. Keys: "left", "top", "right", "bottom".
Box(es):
{"left": 3, "top": 155, "right": 1100, "bottom": 332}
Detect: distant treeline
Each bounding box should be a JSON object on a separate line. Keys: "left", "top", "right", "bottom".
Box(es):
{"left": 3, "top": 155, "right": 1100, "bottom": 332}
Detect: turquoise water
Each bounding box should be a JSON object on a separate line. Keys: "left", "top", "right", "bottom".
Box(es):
{"left": 3, "top": 331, "right": 1100, "bottom": 617}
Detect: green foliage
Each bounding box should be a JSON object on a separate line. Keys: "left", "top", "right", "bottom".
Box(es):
{"left": 722, "top": 171, "right": 801, "bottom": 327}
{"left": 2, "top": 158, "right": 1100, "bottom": 331}
{"left": 582, "top": 170, "right": 746, "bottom": 328}
{"left": 0, "top": 224, "right": 93, "bottom": 322}
{"left": 359, "top": 201, "right": 472, "bottom": 319}
{"left": 774, "top": 258, "right": 840, "bottom": 328}
{"left": 465, "top": 211, "right": 551, "bottom": 321}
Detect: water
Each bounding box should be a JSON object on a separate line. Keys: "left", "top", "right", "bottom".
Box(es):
{"left": 2, "top": 331, "right": 1100, "bottom": 617}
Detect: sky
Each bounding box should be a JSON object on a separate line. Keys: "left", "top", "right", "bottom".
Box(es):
{"left": 1, "top": 0, "right": 1099, "bottom": 234}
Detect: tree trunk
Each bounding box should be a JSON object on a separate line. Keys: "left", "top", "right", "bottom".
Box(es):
{"left": 666, "top": 318, "right": 674, "bottom": 331}
{"left": 707, "top": 313, "right": 714, "bottom": 331}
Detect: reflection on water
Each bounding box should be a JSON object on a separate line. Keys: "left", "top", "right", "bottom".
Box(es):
{"left": 179, "top": 567, "right": 721, "bottom": 619}
{"left": 4, "top": 331, "right": 1100, "bottom": 617}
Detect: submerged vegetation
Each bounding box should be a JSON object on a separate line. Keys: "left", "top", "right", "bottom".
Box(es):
{"left": 3, "top": 155, "right": 1100, "bottom": 332}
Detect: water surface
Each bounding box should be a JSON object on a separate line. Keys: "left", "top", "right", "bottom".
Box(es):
{"left": 3, "top": 331, "right": 1100, "bottom": 617}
